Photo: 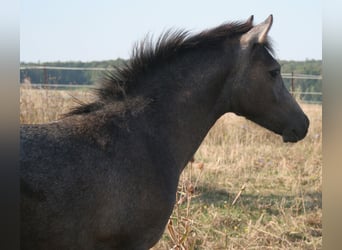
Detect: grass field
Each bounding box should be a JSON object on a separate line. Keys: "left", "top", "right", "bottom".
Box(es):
{"left": 20, "top": 87, "right": 322, "bottom": 249}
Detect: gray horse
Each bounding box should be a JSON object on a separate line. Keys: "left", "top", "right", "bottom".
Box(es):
{"left": 20, "top": 15, "right": 309, "bottom": 249}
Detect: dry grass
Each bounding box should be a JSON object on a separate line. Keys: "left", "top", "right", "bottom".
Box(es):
{"left": 20, "top": 86, "right": 96, "bottom": 124}
{"left": 20, "top": 87, "right": 322, "bottom": 250}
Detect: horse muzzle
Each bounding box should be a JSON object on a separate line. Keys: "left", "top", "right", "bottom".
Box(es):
{"left": 282, "top": 114, "right": 310, "bottom": 143}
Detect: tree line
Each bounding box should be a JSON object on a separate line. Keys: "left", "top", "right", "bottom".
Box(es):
{"left": 20, "top": 59, "right": 126, "bottom": 85}
{"left": 20, "top": 59, "right": 322, "bottom": 102}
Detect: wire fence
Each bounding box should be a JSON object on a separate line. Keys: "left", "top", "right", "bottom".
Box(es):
{"left": 20, "top": 66, "right": 322, "bottom": 104}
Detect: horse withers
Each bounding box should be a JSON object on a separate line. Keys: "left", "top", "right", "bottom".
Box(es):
{"left": 20, "top": 15, "right": 309, "bottom": 249}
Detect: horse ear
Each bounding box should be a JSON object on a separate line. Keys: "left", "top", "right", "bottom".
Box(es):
{"left": 246, "top": 15, "right": 254, "bottom": 25}
{"left": 240, "top": 15, "right": 273, "bottom": 48}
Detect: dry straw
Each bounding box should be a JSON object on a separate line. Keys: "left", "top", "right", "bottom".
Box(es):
{"left": 20, "top": 86, "right": 322, "bottom": 249}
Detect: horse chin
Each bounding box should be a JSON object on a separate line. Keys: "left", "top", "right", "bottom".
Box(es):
{"left": 281, "top": 130, "right": 300, "bottom": 143}
{"left": 282, "top": 134, "right": 299, "bottom": 143}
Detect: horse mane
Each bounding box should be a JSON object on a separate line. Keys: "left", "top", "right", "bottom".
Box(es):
{"left": 64, "top": 19, "right": 256, "bottom": 117}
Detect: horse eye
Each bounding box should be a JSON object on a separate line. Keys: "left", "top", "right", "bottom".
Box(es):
{"left": 269, "top": 69, "right": 280, "bottom": 78}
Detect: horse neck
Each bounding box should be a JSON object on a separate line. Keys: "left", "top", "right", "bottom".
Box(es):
{"left": 143, "top": 50, "right": 234, "bottom": 174}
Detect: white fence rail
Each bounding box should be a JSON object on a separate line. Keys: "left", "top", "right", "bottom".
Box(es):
{"left": 20, "top": 66, "right": 110, "bottom": 71}
{"left": 281, "top": 73, "right": 322, "bottom": 80}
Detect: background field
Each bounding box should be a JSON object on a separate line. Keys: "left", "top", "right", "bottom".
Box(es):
{"left": 20, "top": 87, "right": 322, "bottom": 250}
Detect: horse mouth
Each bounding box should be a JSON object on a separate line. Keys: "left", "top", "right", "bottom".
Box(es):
{"left": 282, "top": 126, "right": 308, "bottom": 143}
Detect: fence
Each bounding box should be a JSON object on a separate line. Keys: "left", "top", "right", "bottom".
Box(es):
{"left": 20, "top": 66, "right": 322, "bottom": 104}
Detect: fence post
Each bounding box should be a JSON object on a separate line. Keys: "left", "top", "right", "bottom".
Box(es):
{"left": 44, "top": 67, "right": 48, "bottom": 86}
{"left": 291, "top": 71, "right": 294, "bottom": 93}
